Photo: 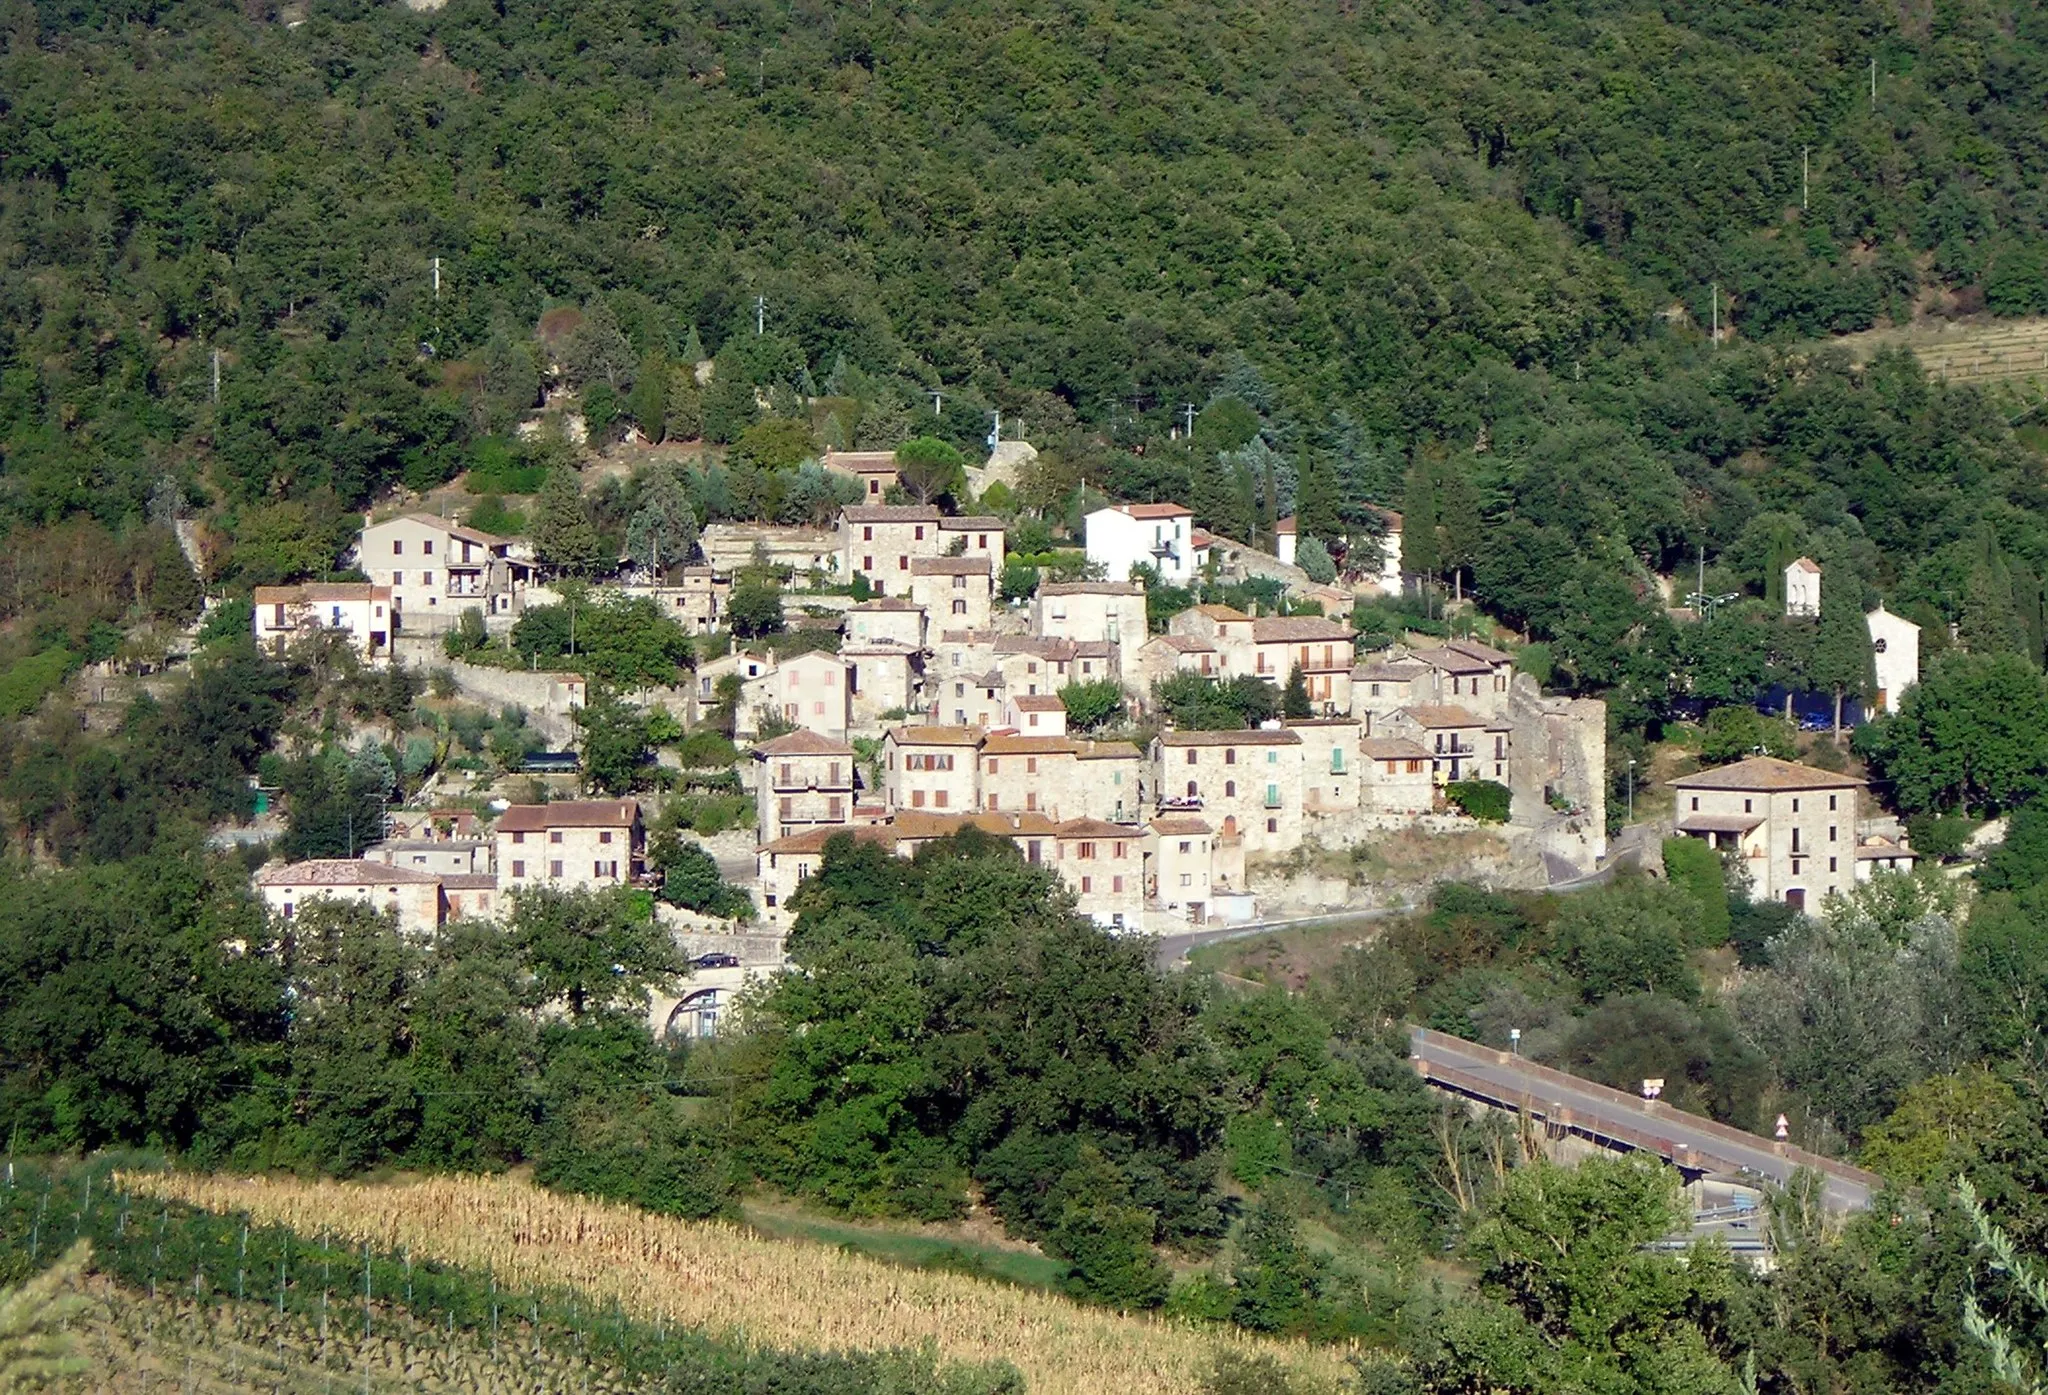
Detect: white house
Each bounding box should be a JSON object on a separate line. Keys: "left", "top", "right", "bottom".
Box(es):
{"left": 1085, "top": 502, "right": 1195, "bottom": 586}
{"left": 251, "top": 584, "right": 393, "bottom": 660}
{"left": 357, "top": 513, "right": 532, "bottom": 633}
{"left": 1368, "top": 508, "right": 1403, "bottom": 593}
{"left": 1785, "top": 557, "right": 1822, "bottom": 618}
{"left": 255, "top": 859, "right": 445, "bottom": 937}
{"left": 1274, "top": 516, "right": 1299, "bottom": 567}
{"left": 1865, "top": 605, "right": 1920, "bottom": 715}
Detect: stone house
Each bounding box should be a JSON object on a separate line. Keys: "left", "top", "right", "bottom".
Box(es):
{"left": 252, "top": 584, "right": 393, "bottom": 661}
{"left": 1133, "top": 635, "right": 1223, "bottom": 696}
{"left": 1169, "top": 604, "right": 1256, "bottom": 670}
{"left": 842, "top": 642, "right": 923, "bottom": 730}
{"left": 1359, "top": 737, "right": 1436, "bottom": 814}
{"left": 909, "top": 557, "right": 994, "bottom": 632}
{"left": 1153, "top": 727, "right": 1305, "bottom": 859}
{"left": 1148, "top": 816, "right": 1217, "bottom": 921}
{"left": 756, "top": 824, "right": 897, "bottom": 931}
{"left": 980, "top": 734, "right": 1080, "bottom": 817}
{"left": 1377, "top": 705, "right": 1505, "bottom": 785}
{"left": 1034, "top": 582, "right": 1146, "bottom": 649}
{"left": 357, "top": 513, "right": 532, "bottom": 633}
{"left": 846, "top": 597, "right": 927, "bottom": 649}
{"left": 820, "top": 450, "right": 902, "bottom": 500}
{"left": 1050, "top": 818, "right": 1148, "bottom": 929}
{"left": 838, "top": 505, "right": 943, "bottom": 594}
{"left": 753, "top": 728, "right": 857, "bottom": 843}
{"left": 1350, "top": 655, "right": 1435, "bottom": 726}
{"left": 364, "top": 838, "right": 492, "bottom": 877}
{"left": 996, "top": 636, "right": 1077, "bottom": 697}
{"left": 882, "top": 725, "right": 981, "bottom": 812}
{"left": 494, "top": 799, "right": 642, "bottom": 893}
{"left": 255, "top": 859, "right": 445, "bottom": 937}
{"left": 1287, "top": 717, "right": 1363, "bottom": 816}
{"left": 1075, "top": 740, "right": 1147, "bottom": 824}
{"left": 624, "top": 567, "right": 730, "bottom": 635}
{"left": 1250, "top": 615, "right": 1355, "bottom": 712}
{"left": 937, "top": 516, "right": 1007, "bottom": 570}
{"left": 1670, "top": 756, "right": 1866, "bottom": 910}
{"left": 699, "top": 523, "right": 836, "bottom": 576}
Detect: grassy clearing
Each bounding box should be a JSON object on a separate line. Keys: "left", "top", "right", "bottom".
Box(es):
{"left": 122, "top": 1171, "right": 1356, "bottom": 1395}
{"left": 1188, "top": 915, "right": 1390, "bottom": 989}
{"left": 742, "top": 1199, "right": 1071, "bottom": 1292}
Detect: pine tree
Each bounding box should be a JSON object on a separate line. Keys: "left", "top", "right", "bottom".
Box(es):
{"left": 1295, "top": 453, "right": 1339, "bottom": 543}
{"left": 532, "top": 468, "right": 606, "bottom": 577}
{"left": 1436, "top": 458, "right": 1483, "bottom": 602}
{"left": 1401, "top": 456, "right": 1440, "bottom": 586}
{"left": 681, "top": 324, "right": 706, "bottom": 363}
{"left": 1282, "top": 665, "right": 1312, "bottom": 718}
{"left": 627, "top": 351, "right": 667, "bottom": 441}
{"left": 625, "top": 466, "right": 700, "bottom": 577}
{"left": 1809, "top": 571, "right": 1876, "bottom": 739}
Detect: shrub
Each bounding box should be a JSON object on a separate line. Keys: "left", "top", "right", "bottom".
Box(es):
{"left": 1660, "top": 837, "right": 1731, "bottom": 947}
{"left": 1444, "top": 780, "right": 1510, "bottom": 823}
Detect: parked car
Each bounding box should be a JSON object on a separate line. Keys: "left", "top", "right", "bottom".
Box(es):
{"left": 692, "top": 952, "right": 741, "bottom": 969}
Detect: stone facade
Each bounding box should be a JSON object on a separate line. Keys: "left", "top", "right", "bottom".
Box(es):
{"left": 1671, "top": 756, "right": 1863, "bottom": 910}
{"left": 494, "top": 800, "right": 642, "bottom": 893}
{"left": 753, "top": 729, "right": 856, "bottom": 843}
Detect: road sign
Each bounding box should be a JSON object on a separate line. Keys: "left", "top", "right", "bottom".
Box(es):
{"left": 1774, "top": 1113, "right": 1790, "bottom": 1141}
{"left": 1641, "top": 1078, "right": 1664, "bottom": 1100}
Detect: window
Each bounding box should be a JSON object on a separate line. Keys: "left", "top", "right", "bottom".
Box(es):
{"left": 512, "top": 831, "right": 525, "bottom": 845}
{"left": 1225, "top": 749, "right": 1237, "bottom": 765}
{"left": 1186, "top": 749, "right": 1198, "bottom": 765}
{"left": 392, "top": 571, "right": 403, "bottom": 585}
{"left": 1179, "top": 873, "right": 1192, "bottom": 887}
{"left": 392, "top": 540, "right": 403, "bottom": 554}
{"left": 863, "top": 526, "right": 874, "bottom": 541}
{"left": 1225, "top": 780, "right": 1237, "bottom": 797}
{"left": 1793, "top": 798, "right": 1801, "bottom": 813}
{"left": 1265, "top": 783, "right": 1280, "bottom": 808}
{"left": 1829, "top": 825, "right": 1837, "bottom": 842}
{"left": 511, "top": 861, "right": 524, "bottom": 878}
{"left": 1178, "top": 840, "right": 1191, "bottom": 853}
{"left": 935, "top": 790, "right": 949, "bottom": 808}
{"left": 1080, "top": 877, "right": 1092, "bottom": 893}
{"left": 422, "top": 571, "right": 433, "bottom": 586}
{"left": 914, "top": 526, "right": 925, "bottom": 541}
{"left": 1829, "top": 794, "right": 1838, "bottom": 811}
{"left": 1266, "top": 817, "right": 1277, "bottom": 833}
{"left": 1186, "top": 780, "right": 1198, "bottom": 798}
{"left": 1792, "top": 828, "right": 1801, "bottom": 852}
{"left": 898, "top": 556, "right": 908, "bottom": 570}
{"left": 912, "top": 790, "right": 926, "bottom": 808}
{"left": 988, "top": 793, "right": 1000, "bottom": 809}
{"left": 550, "top": 831, "right": 563, "bottom": 844}
{"left": 1690, "top": 797, "right": 1699, "bottom": 811}
{"left": 1267, "top": 750, "right": 1277, "bottom": 765}
{"left": 863, "top": 555, "right": 873, "bottom": 571}
{"left": 1370, "top": 683, "right": 1381, "bottom": 697}
{"left": 1077, "top": 842, "right": 1095, "bottom": 859}
{"left": 1743, "top": 799, "right": 1753, "bottom": 813}
{"left": 780, "top": 797, "right": 792, "bottom": 818}
{"left": 978, "top": 534, "right": 987, "bottom": 548}
{"left": 987, "top": 758, "right": 1000, "bottom": 774}
{"left": 1025, "top": 792, "right": 1038, "bottom": 810}
{"left": 1829, "top": 857, "right": 1839, "bottom": 873}
{"left": 1331, "top": 748, "right": 1345, "bottom": 774}
{"left": 1026, "top": 757, "right": 1038, "bottom": 774}
{"left": 599, "top": 831, "right": 613, "bottom": 844}
{"left": 549, "top": 860, "right": 563, "bottom": 877}
{"left": 1113, "top": 876, "right": 1124, "bottom": 893}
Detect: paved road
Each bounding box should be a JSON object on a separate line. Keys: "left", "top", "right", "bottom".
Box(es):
{"left": 1152, "top": 904, "right": 1414, "bottom": 969}
{"left": 1409, "top": 1027, "right": 1879, "bottom": 1213}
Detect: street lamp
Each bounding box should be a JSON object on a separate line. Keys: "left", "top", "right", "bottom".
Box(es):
{"left": 1626, "top": 757, "right": 1636, "bottom": 823}
{"left": 1509, "top": 1028, "right": 1521, "bottom": 1057}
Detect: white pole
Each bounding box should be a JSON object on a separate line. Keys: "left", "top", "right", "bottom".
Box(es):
{"left": 1712, "top": 284, "right": 1719, "bottom": 346}
{"left": 755, "top": 296, "right": 765, "bottom": 336}
{"left": 1870, "top": 57, "right": 1877, "bottom": 107}
{"left": 211, "top": 348, "right": 221, "bottom": 404}
{"left": 1802, "top": 147, "right": 1809, "bottom": 210}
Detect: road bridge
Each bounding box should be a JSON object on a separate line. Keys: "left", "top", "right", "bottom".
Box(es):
{"left": 1409, "top": 1027, "right": 1879, "bottom": 1213}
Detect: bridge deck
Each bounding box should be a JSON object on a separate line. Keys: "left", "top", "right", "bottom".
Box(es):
{"left": 1408, "top": 1027, "right": 1879, "bottom": 1212}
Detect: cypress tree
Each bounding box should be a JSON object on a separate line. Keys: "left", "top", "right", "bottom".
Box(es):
{"left": 1401, "top": 456, "right": 1440, "bottom": 586}
{"left": 1809, "top": 571, "right": 1876, "bottom": 739}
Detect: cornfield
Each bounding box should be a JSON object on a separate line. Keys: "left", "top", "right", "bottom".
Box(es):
{"left": 120, "top": 1171, "right": 1353, "bottom": 1394}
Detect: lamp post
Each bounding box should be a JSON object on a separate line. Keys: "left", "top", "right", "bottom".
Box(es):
{"left": 1509, "top": 1028, "right": 1521, "bottom": 1057}
{"left": 1626, "top": 757, "right": 1636, "bottom": 824}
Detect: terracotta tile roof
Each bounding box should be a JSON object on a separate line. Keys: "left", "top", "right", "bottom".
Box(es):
{"left": 1148, "top": 634, "right": 1216, "bottom": 653}
{"left": 1676, "top": 814, "right": 1767, "bottom": 834}
{"left": 1285, "top": 717, "right": 1361, "bottom": 729}
{"left": 1076, "top": 741, "right": 1142, "bottom": 760}
{"left": 253, "top": 584, "right": 391, "bottom": 604}
{"left": 1103, "top": 502, "right": 1191, "bottom": 519}
{"left": 910, "top": 557, "right": 992, "bottom": 575}
{"left": 820, "top": 451, "right": 902, "bottom": 473}
{"left": 762, "top": 824, "right": 899, "bottom": 855}
{"left": 841, "top": 504, "right": 943, "bottom": 523}
{"left": 1353, "top": 659, "right": 1425, "bottom": 681}
{"left": 1856, "top": 835, "right": 1913, "bottom": 859}
{"left": 848, "top": 596, "right": 924, "bottom": 610}
{"left": 1055, "top": 817, "right": 1142, "bottom": 838}
{"left": 1789, "top": 556, "right": 1822, "bottom": 574}
{"left": 494, "top": 800, "right": 639, "bottom": 832}
{"left": 1158, "top": 728, "right": 1303, "bottom": 746}
{"left": 439, "top": 873, "right": 500, "bottom": 890}
{"left": 1191, "top": 604, "right": 1251, "bottom": 621}
{"left": 1252, "top": 616, "right": 1353, "bottom": 644}
{"left": 1396, "top": 704, "right": 1485, "bottom": 729}
{"left": 1670, "top": 756, "right": 1865, "bottom": 792}
{"left": 982, "top": 733, "right": 1079, "bottom": 755}
{"left": 938, "top": 515, "right": 1005, "bottom": 530}
{"left": 256, "top": 859, "right": 442, "bottom": 887}
{"left": 1148, "top": 815, "right": 1213, "bottom": 835}
{"left": 1445, "top": 638, "right": 1514, "bottom": 665}
{"left": 1040, "top": 581, "right": 1145, "bottom": 597}
{"left": 1071, "top": 640, "right": 1116, "bottom": 658}
{"left": 1010, "top": 694, "right": 1066, "bottom": 712}
{"left": 1275, "top": 515, "right": 1298, "bottom": 534}
{"left": 995, "top": 636, "right": 1077, "bottom": 659}
{"left": 1360, "top": 738, "right": 1430, "bottom": 760}
{"left": 888, "top": 724, "right": 984, "bottom": 746}
{"left": 752, "top": 729, "right": 856, "bottom": 757}
{"left": 891, "top": 810, "right": 1062, "bottom": 839}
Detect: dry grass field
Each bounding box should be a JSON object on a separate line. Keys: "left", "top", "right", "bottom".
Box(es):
{"left": 119, "top": 1170, "right": 1354, "bottom": 1395}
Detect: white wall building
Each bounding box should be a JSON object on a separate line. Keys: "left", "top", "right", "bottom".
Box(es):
{"left": 1785, "top": 557, "right": 1822, "bottom": 618}
{"left": 494, "top": 800, "right": 642, "bottom": 892}
{"left": 255, "top": 859, "right": 445, "bottom": 937}
{"left": 251, "top": 584, "right": 393, "bottom": 660}
{"left": 1865, "top": 605, "right": 1921, "bottom": 715}
{"left": 1085, "top": 502, "right": 1195, "bottom": 586}
{"left": 358, "top": 513, "right": 532, "bottom": 632}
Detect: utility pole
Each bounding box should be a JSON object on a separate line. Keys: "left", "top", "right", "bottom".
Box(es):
{"left": 1698, "top": 543, "right": 1706, "bottom": 619}
{"left": 431, "top": 256, "right": 440, "bottom": 302}
{"left": 1870, "top": 57, "right": 1877, "bottom": 107}
{"left": 1802, "top": 146, "right": 1809, "bottom": 210}
{"left": 1181, "top": 402, "right": 1196, "bottom": 438}
{"left": 986, "top": 409, "right": 1001, "bottom": 448}
{"left": 929, "top": 389, "right": 943, "bottom": 416}
{"left": 754, "top": 295, "right": 766, "bottom": 336}
{"left": 1711, "top": 284, "right": 1720, "bottom": 346}
{"left": 210, "top": 347, "right": 221, "bottom": 404}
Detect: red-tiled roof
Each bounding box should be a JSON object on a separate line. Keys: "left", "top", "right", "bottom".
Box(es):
{"left": 1396, "top": 704, "right": 1485, "bottom": 729}
{"left": 1252, "top": 616, "right": 1353, "bottom": 643}
{"left": 753, "top": 729, "right": 856, "bottom": 757}
{"left": 1671, "top": 757, "right": 1864, "bottom": 792}
{"left": 494, "top": 800, "right": 639, "bottom": 832}
{"left": 1103, "top": 501, "right": 1191, "bottom": 519}
{"left": 887, "top": 725, "right": 983, "bottom": 746}
{"left": 1158, "top": 728, "right": 1303, "bottom": 746}
{"left": 256, "top": 859, "right": 442, "bottom": 887}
